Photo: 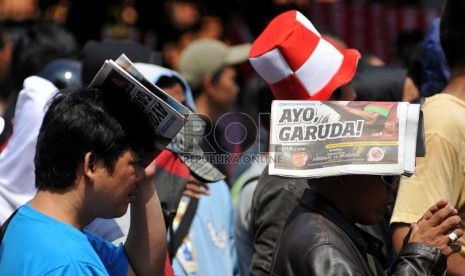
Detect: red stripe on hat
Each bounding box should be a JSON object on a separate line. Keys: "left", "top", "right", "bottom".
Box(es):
{"left": 249, "top": 10, "right": 297, "bottom": 58}
{"left": 269, "top": 74, "right": 311, "bottom": 100}
{"left": 249, "top": 10, "right": 319, "bottom": 73}
{"left": 279, "top": 17, "right": 320, "bottom": 71}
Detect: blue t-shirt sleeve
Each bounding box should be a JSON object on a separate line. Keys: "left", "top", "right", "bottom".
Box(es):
{"left": 84, "top": 230, "right": 129, "bottom": 276}
{"left": 46, "top": 262, "right": 109, "bottom": 275}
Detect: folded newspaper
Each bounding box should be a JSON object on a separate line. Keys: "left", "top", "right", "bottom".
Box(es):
{"left": 269, "top": 100, "right": 425, "bottom": 178}
{"left": 89, "top": 54, "right": 191, "bottom": 156}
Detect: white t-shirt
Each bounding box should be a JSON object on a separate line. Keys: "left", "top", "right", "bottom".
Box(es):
{"left": 0, "top": 76, "right": 57, "bottom": 224}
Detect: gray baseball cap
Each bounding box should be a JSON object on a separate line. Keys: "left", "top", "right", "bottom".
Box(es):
{"left": 179, "top": 39, "right": 251, "bottom": 90}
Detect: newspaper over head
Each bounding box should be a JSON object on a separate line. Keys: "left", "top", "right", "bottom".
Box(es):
{"left": 89, "top": 54, "right": 191, "bottom": 157}
{"left": 269, "top": 100, "right": 425, "bottom": 178}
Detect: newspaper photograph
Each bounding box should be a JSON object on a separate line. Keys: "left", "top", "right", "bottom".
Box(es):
{"left": 89, "top": 56, "right": 190, "bottom": 155}
{"left": 269, "top": 100, "right": 422, "bottom": 178}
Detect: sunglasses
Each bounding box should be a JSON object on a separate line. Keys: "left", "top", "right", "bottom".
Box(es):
{"left": 381, "top": 175, "right": 400, "bottom": 188}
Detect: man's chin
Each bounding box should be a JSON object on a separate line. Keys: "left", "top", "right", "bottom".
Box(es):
{"left": 101, "top": 205, "right": 129, "bottom": 219}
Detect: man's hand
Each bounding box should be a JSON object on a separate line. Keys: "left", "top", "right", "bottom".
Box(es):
{"left": 183, "top": 175, "right": 210, "bottom": 199}
{"left": 143, "top": 158, "right": 157, "bottom": 183}
{"left": 408, "top": 199, "right": 463, "bottom": 257}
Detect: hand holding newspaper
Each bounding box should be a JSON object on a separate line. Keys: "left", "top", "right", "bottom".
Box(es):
{"left": 89, "top": 54, "right": 190, "bottom": 157}
{"left": 269, "top": 100, "right": 424, "bottom": 178}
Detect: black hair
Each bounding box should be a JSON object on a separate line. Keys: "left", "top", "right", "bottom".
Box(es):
{"left": 440, "top": 0, "right": 465, "bottom": 68}
{"left": 34, "top": 87, "right": 157, "bottom": 190}
{"left": 331, "top": 87, "right": 343, "bottom": 100}
{"left": 156, "top": 75, "right": 185, "bottom": 91}
{"left": 11, "top": 20, "right": 78, "bottom": 88}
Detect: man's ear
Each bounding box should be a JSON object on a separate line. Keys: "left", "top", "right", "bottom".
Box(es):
{"left": 83, "top": 152, "right": 97, "bottom": 179}
{"left": 202, "top": 74, "right": 215, "bottom": 96}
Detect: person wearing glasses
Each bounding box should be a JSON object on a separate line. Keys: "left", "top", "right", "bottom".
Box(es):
{"left": 270, "top": 173, "right": 462, "bottom": 275}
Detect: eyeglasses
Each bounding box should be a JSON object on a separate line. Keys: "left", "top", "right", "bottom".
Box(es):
{"left": 381, "top": 175, "right": 400, "bottom": 188}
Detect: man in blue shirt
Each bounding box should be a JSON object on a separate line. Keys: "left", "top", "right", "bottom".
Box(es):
{"left": 0, "top": 86, "right": 167, "bottom": 275}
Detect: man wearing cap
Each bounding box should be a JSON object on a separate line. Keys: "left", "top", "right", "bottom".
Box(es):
{"left": 179, "top": 38, "right": 251, "bottom": 181}
{"left": 247, "top": 10, "right": 462, "bottom": 275}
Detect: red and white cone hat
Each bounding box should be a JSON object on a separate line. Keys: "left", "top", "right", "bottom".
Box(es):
{"left": 249, "top": 10, "right": 361, "bottom": 101}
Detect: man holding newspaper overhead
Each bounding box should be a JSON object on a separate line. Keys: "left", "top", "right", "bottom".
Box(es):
{"left": 0, "top": 56, "right": 188, "bottom": 275}
{"left": 247, "top": 10, "right": 462, "bottom": 275}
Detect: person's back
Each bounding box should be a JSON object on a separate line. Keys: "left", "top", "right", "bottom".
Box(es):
{"left": 249, "top": 166, "right": 308, "bottom": 275}
{"left": 171, "top": 180, "right": 236, "bottom": 276}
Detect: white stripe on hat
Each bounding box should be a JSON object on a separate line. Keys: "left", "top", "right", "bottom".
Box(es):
{"left": 295, "top": 39, "right": 344, "bottom": 97}
{"left": 249, "top": 48, "right": 293, "bottom": 84}
{"left": 296, "top": 12, "right": 320, "bottom": 38}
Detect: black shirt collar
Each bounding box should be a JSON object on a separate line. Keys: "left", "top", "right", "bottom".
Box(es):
{"left": 299, "top": 188, "right": 384, "bottom": 258}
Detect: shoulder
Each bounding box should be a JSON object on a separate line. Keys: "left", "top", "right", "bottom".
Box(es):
{"left": 253, "top": 166, "right": 308, "bottom": 203}
{"left": 2, "top": 213, "right": 108, "bottom": 275}
{"left": 22, "top": 76, "right": 58, "bottom": 94}
{"left": 421, "top": 94, "right": 465, "bottom": 150}
{"left": 423, "top": 94, "right": 465, "bottom": 126}
{"left": 273, "top": 212, "right": 366, "bottom": 275}
{"left": 281, "top": 211, "right": 352, "bottom": 249}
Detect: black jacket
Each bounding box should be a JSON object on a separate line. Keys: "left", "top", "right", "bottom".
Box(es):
{"left": 270, "top": 189, "right": 447, "bottom": 276}
{"left": 250, "top": 165, "right": 309, "bottom": 275}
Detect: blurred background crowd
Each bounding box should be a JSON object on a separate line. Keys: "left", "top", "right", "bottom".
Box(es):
{"left": 0, "top": 1, "right": 455, "bottom": 275}
{"left": 0, "top": 0, "right": 448, "bottom": 174}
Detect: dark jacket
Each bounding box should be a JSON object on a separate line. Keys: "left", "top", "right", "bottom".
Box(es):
{"left": 421, "top": 18, "right": 450, "bottom": 98}
{"left": 270, "top": 189, "right": 447, "bottom": 276}
{"left": 250, "top": 165, "right": 309, "bottom": 275}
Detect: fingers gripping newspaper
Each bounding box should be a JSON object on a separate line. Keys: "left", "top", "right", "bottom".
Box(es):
{"left": 269, "top": 100, "right": 424, "bottom": 178}
{"left": 89, "top": 54, "right": 190, "bottom": 156}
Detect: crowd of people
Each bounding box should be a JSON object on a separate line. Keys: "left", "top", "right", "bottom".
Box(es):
{"left": 1, "top": 0, "right": 465, "bottom": 275}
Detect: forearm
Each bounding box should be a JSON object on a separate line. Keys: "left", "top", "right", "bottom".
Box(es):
{"left": 446, "top": 253, "right": 465, "bottom": 276}
{"left": 125, "top": 182, "right": 167, "bottom": 276}
{"left": 391, "top": 223, "right": 410, "bottom": 254}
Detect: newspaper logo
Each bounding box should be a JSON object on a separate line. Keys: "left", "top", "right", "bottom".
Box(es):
{"left": 367, "top": 147, "right": 385, "bottom": 162}
{"left": 292, "top": 152, "right": 309, "bottom": 168}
